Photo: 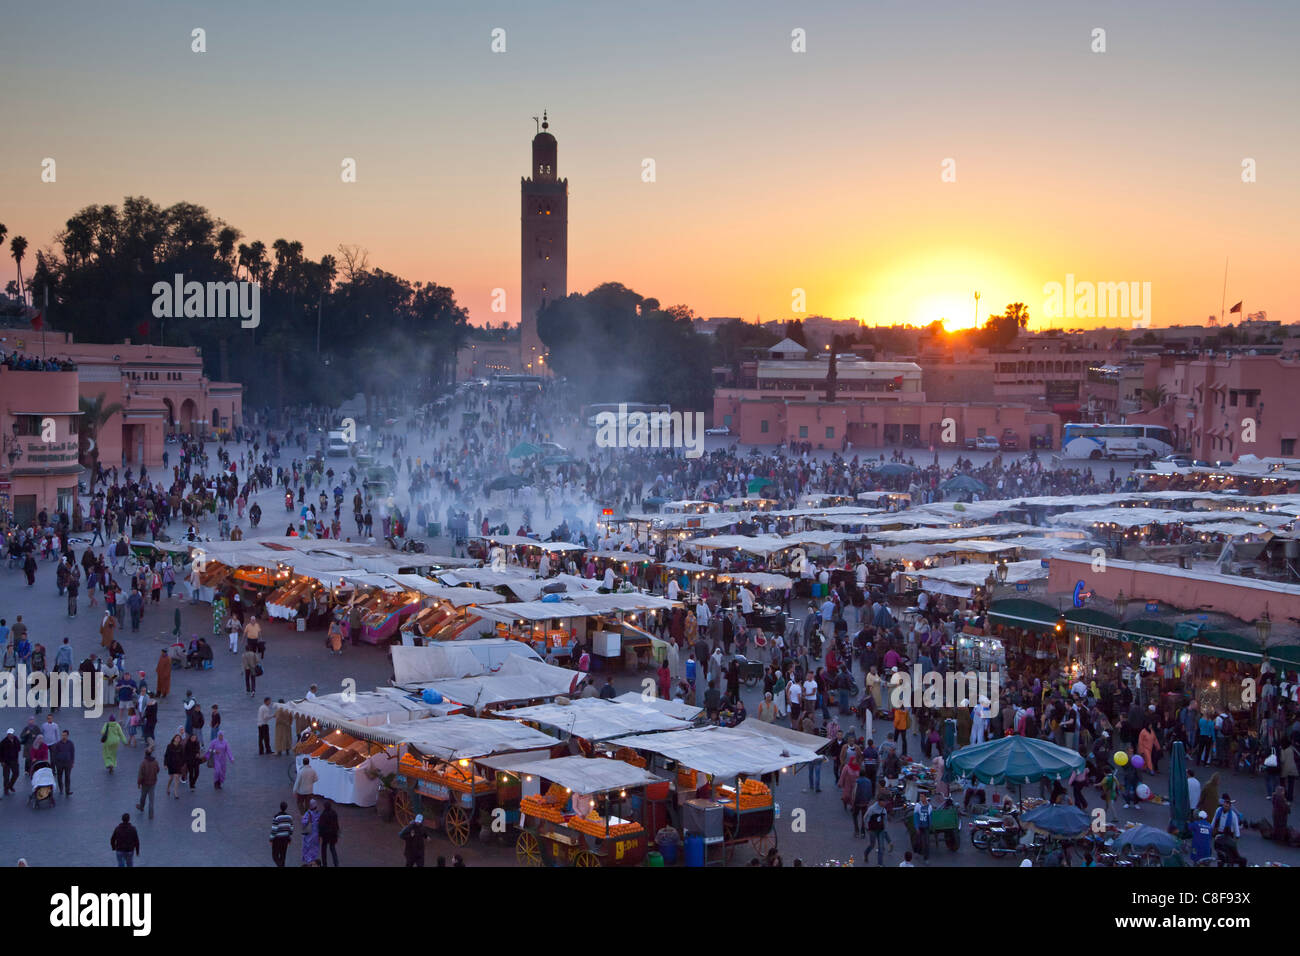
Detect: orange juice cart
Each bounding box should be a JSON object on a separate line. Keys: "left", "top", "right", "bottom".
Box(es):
{"left": 385, "top": 714, "right": 558, "bottom": 846}
{"left": 613, "top": 723, "right": 827, "bottom": 862}
{"left": 507, "top": 754, "right": 664, "bottom": 867}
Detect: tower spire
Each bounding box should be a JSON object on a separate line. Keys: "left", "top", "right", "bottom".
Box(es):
{"left": 541, "top": 110, "right": 548, "bottom": 131}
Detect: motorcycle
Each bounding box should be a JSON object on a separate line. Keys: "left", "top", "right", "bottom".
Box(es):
{"left": 969, "top": 809, "right": 1024, "bottom": 857}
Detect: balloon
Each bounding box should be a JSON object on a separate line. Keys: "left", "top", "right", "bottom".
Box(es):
{"left": 1136, "top": 783, "right": 1151, "bottom": 801}
{"left": 1113, "top": 751, "right": 1128, "bottom": 766}
{"left": 1131, "top": 755, "right": 1145, "bottom": 770}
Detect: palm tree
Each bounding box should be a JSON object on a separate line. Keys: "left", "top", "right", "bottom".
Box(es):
{"left": 1139, "top": 385, "right": 1168, "bottom": 410}
{"left": 1006, "top": 302, "right": 1030, "bottom": 329}
{"left": 79, "top": 393, "right": 125, "bottom": 484}
{"left": 10, "top": 235, "right": 28, "bottom": 302}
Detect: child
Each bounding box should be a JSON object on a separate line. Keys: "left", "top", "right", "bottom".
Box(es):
{"left": 127, "top": 705, "right": 140, "bottom": 747}
{"left": 228, "top": 618, "right": 241, "bottom": 654}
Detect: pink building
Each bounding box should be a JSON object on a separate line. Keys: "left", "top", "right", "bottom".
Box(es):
{"left": 1129, "top": 353, "right": 1300, "bottom": 460}
{"left": 0, "top": 361, "right": 84, "bottom": 524}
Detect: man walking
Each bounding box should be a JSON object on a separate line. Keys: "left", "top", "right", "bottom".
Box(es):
{"left": 257, "top": 697, "right": 274, "bottom": 755}
{"left": 293, "top": 756, "right": 317, "bottom": 811}
{"left": 110, "top": 812, "right": 140, "bottom": 867}
{"left": 136, "top": 746, "right": 160, "bottom": 819}
{"left": 242, "top": 646, "right": 260, "bottom": 696}
{"left": 269, "top": 801, "right": 294, "bottom": 867}
{"left": 50, "top": 730, "right": 75, "bottom": 796}
{"left": 0, "top": 728, "right": 21, "bottom": 794}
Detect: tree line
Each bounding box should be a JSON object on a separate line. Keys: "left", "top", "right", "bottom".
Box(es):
{"left": 1, "top": 197, "right": 469, "bottom": 416}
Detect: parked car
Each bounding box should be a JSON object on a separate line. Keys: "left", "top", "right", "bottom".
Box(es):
{"left": 999, "top": 429, "right": 1019, "bottom": 451}
{"left": 974, "top": 435, "right": 1001, "bottom": 451}
{"left": 1158, "top": 454, "right": 1193, "bottom": 468}
{"left": 705, "top": 425, "right": 731, "bottom": 436}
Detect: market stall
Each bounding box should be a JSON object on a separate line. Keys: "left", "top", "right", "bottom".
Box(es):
{"left": 612, "top": 722, "right": 827, "bottom": 860}
{"left": 278, "top": 688, "right": 442, "bottom": 807}
{"left": 504, "top": 754, "right": 664, "bottom": 866}
{"left": 374, "top": 714, "right": 560, "bottom": 845}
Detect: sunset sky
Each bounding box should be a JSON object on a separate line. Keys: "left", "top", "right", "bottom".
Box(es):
{"left": 2, "top": 0, "right": 1296, "bottom": 330}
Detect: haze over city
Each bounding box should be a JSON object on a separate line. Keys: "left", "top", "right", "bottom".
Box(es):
{"left": 1, "top": 0, "right": 1296, "bottom": 329}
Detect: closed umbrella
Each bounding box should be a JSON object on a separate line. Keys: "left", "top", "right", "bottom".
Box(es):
{"left": 1168, "top": 740, "right": 1190, "bottom": 837}
{"left": 1021, "top": 803, "right": 1091, "bottom": 838}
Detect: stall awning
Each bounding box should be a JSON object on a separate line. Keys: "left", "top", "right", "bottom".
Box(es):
{"left": 497, "top": 698, "right": 692, "bottom": 740}
{"left": 612, "top": 723, "right": 826, "bottom": 778}
{"left": 500, "top": 754, "right": 663, "bottom": 794}
{"left": 351, "top": 713, "right": 559, "bottom": 758}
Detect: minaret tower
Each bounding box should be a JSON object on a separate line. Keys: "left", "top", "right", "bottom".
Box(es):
{"left": 520, "top": 111, "right": 567, "bottom": 372}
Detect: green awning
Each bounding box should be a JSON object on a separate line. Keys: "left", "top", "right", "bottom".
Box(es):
{"left": 988, "top": 598, "right": 1060, "bottom": 633}
{"left": 989, "top": 599, "right": 1300, "bottom": 667}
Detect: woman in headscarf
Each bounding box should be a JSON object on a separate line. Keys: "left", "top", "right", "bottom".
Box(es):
{"left": 28, "top": 734, "right": 50, "bottom": 768}
{"left": 301, "top": 798, "right": 322, "bottom": 866}
{"left": 1137, "top": 723, "right": 1158, "bottom": 776}
{"left": 756, "top": 692, "right": 776, "bottom": 722}
{"left": 838, "top": 755, "right": 860, "bottom": 813}
{"left": 100, "top": 714, "right": 127, "bottom": 772}
{"left": 155, "top": 649, "right": 172, "bottom": 699}
{"left": 1272, "top": 786, "right": 1290, "bottom": 840}
{"left": 205, "top": 731, "right": 233, "bottom": 789}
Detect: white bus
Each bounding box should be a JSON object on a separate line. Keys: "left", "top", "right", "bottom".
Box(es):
{"left": 1060, "top": 423, "right": 1175, "bottom": 460}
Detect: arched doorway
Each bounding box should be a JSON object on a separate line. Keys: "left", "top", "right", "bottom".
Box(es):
{"left": 211, "top": 408, "right": 221, "bottom": 429}
{"left": 180, "top": 398, "right": 198, "bottom": 434}
{"left": 163, "top": 398, "right": 175, "bottom": 434}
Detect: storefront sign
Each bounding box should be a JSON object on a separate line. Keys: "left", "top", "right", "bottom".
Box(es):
{"left": 1072, "top": 580, "right": 1091, "bottom": 608}
{"left": 24, "top": 440, "right": 81, "bottom": 465}
{"left": 1015, "top": 582, "right": 1029, "bottom": 592}
{"left": 1145, "top": 602, "right": 1159, "bottom": 613}
{"left": 1073, "top": 622, "right": 1121, "bottom": 641}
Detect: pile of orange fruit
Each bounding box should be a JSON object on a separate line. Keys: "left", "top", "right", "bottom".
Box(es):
{"left": 718, "top": 779, "right": 772, "bottom": 810}
{"left": 613, "top": 747, "right": 647, "bottom": 769}
{"left": 677, "top": 768, "right": 698, "bottom": 790}
{"left": 521, "top": 794, "right": 566, "bottom": 823}
{"left": 567, "top": 813, "right": 644, "bottom": 839}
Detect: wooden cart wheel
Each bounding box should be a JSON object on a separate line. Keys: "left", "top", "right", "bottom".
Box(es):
{"left": 515, "top": 830, "right": 543, "bottom": 867}
{"left": 572, "top": 849, "right": 602, "bottom": 868}
{"left": 750, "top": 832, "right": 775, "bottom": 858}
{"left": 393, "top": 789, "right": 415, "bottom": 827}
{"left": 444, "top": 805, "right": 471, "bottom": 846}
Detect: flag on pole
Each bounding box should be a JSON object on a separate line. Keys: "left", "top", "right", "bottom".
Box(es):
{"left": 136, "top": 320, "right": 151, "bottom": 340}
{"left": 30, "top": 312, "right": 43, "bottom": 331}
{"left": 1228, "top": 301, "right": 1242, "bottom": 313}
